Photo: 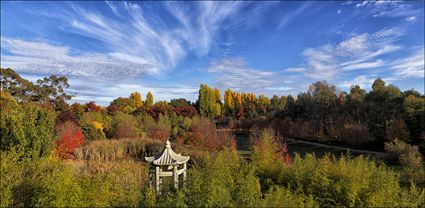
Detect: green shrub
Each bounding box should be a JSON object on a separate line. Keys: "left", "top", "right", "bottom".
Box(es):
{"left": 0, "top": 150, "right": 23, "bottom": 207}
{"left": 80, "top": 112, "right": 107, "bottom": 141}
{"left": 111, "top": 112, "right": 140, "bottom": 138}
{"left": 0, "top": 100, "right": 56, "bottom": 158}
{"left": 385, "top": 139, "right": 425, "bottom": 185}
{"left": 385, "top": 139, "right": 419, "bottom": 161}
{"left": 261, "top": 186, "right": 317, "bottom": 208}
{"left": 31, "top": 158, "right": 84, "bottom": 208}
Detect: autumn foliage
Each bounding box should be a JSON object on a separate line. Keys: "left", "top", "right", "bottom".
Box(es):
{"left": 189, "top": 117, "right": 235, "bottom": 150}
{"left": 56, "top": 121, "right": 85, "bottom": 159}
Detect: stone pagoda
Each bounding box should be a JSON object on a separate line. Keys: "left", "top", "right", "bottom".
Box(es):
{"left": 145, "top": 140, "right": 190, "bottom": 193}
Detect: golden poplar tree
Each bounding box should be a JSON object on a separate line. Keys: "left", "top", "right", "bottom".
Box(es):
{"left": 145, "top": 91, "right": 154, "bottom": 108}
{"left": 130, "top": 91, "right": 143, "bottom": 108}
{"left": 213, "top": 88, "right": 222, "bottom": 116}
{"left": 224, "top": 89, "right": 234, "bottom": 116}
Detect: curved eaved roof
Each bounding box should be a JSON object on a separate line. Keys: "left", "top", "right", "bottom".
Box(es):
{"left": 145, "top": 140, "right": 190, "bottom": 165}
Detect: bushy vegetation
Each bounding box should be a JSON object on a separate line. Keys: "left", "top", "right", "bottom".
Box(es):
{"left": 0, "top": 96, "right": 56, "bottom": 158}
{"left": 385, "top": 139, "right": 425, "bottom": 186}
{"left": 1, "top": 68, "right": 424, "bottom": 207}
{"left": 0, "top": 152, "right": 148, "bottom": 207}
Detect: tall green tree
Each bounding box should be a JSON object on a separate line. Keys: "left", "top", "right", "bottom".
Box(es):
{"left": 145, "top": 91, "right": 154, "bottom": 109}
{"left": 365, "top": 78, "right": 403, "bottom": 141}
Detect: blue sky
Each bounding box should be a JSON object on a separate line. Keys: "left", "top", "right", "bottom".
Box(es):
{"left": 1, "top": 1, "right": 424, "bottom": 105}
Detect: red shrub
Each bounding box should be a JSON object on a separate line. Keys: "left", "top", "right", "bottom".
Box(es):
{"left": 71, "top": 102, "right": 85, "bottom": 116}
{"left": 148, "top": 103, "right": 170, "bottom": 119}
{"left": 189, "top": 117, "right": 235, "bottom": 150}
{"left": 148, "top": 124, "right": 170, "bottom": 141}
{"left": 56, "top": 109, "right": 78, "bottom": 125}
{"left": 86, "top": 101, "right": 102, "bottom": 112}
{"left": 175, "top": 105, "right": 198, "bottom": 118}
{"left": 56, "top": 121, "right": 85, "bottom": 159}
{"left": 107, "top": 105, "right": 123, "bottom": 114}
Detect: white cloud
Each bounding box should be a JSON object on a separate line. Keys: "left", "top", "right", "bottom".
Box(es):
{"left": 265, "top": 86, "right": 294, "bottom": 91}
{"left": 353, "top": 1, "right": 420, "bottom": 19}
{"left": 278, "top": 2, "right": 311, "bottom": 29}
{"left": 206, "top": 58, "right": 302, "bottom": 96}
{"left": 337, "top": 9, "right": 342, "bottom": 14}
{"left": 0, "top": 38, "right": 157, "bottom": 79}
{"left": 165, "top": 1, "right": 243, "bottom": 56}
{"left": 301, "top": 27, "right": 404, "bottom": 80}
{"left": 285, "top": 67, "right": 306, "bottom": 72}
{"left": 339, "top": 75, "right": 375, "bottom": 88}
{"left": 391, "top": 49, "right": 424, "bottom": 78}
{"left": 207, "top": 58, "right": 277, "bottom": 90}
{"left": 61, "top": 77, "right": 200, "bottom": 105}
{"left": 356, "top": 1, "right": 369, "bottom": 8}
{"left": 1, "top": 2, "right": 245, "bottom": 81}
{"left": 338, "top": 75, "right": 398, "bottom": 89}
{"left": 342, "top": 59, "right": 385, "bottom": 71}
{"left": 406, "top": 16, "right": 416, "bottom": 21}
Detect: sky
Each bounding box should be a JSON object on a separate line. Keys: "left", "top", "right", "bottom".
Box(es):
{"left": 1, "top": 1, "right": 424, "bottom": 105}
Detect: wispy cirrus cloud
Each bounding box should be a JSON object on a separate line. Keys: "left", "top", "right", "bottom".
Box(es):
{"left": 1, "top": 37, "right": 157, "bottom": 79}
{"left": 166, "top": 1, "right": 243, "bottom": 56}
{"left": 300, "top": 27, "right": 404, "bottom": 80}
{"left": 206, "top": 58, "right": 300, "bottom": 95}
{"left": 337, "top": 74, "right": 399, "bottom": 89}
{"left": 353, "top": 0, "right": 421, "bottom": 20}
{"left": 278, "top": 2, "right": 311, "bottom": 29}
{"left": 207, "top": 58, "right": 277, "bottom": 90}
{"left": 1, "top": 1, "right": 244, "bottom": 79}
{"left": 391, "top": 48, "right": 424, "bottom": 78}
{"left": 285, "top": 67, "right": 306, "bottom": 72}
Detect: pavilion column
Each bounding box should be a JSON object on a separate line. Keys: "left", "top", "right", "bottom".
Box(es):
{"left": 155, "top": 166, "right": 160, "bottom": 193}
{"left": 183, "top": 163, "right": 187, "bottom": 185}
{"left": 173, "top": 165, "right": 178, "bottom": 189}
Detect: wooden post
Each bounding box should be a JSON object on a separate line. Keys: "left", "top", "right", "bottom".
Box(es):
{"left": 173, "top": 165, "right": 178, "bottom": 189}
{"left": 155, "top": 166, "right": 160, "bottom": 193}
{"left": 183, "top": 163, "right": 187, "bottom": 185}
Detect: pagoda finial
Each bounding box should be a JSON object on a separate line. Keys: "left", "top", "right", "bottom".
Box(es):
{"left": 165, "top": 140, "right": 171, "bottom": 148}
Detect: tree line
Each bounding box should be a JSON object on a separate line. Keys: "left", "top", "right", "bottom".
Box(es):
{"left": 1, "top": 67, "right": 424, "bottom": 152}
{"left": 1, "top": 67, "right": 424, "bottom": 207}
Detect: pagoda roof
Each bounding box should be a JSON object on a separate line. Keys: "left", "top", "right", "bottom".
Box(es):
{"left": 145, "top": 140, "right": 190, "bottom": 165}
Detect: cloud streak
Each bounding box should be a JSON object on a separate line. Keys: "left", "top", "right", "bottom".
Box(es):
{"left": 1, "top": 38, "right": 157, "bottom": 79}
{"left": 391, "top": 48, "right": 424, "bottom": 78}
{"left": 301, "top": 27, "right": 404, "bottom": 80}
{"left": 2, "top": 2, "right": 244, "bottom": 79}
{"left": 206, "top": 58, "right": 300, "bottom": 96}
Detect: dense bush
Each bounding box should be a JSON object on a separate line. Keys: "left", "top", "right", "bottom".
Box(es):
{"left": 1, "top": 152, "right": 149, "bottom": 207}
{"left": 385, "top": 139, "right": 425, "bottom": 185}
{"left": 340, "top": 123, "right": 374, "bottom": 145}
{"left": 79, "top": 112, "right": 107, "bottom": 140}
{"left": 111, "top": 112, "right": 140, "bottom": 138}
{"left": 250, "top": 130, "right": 424, "bottom": 207}
{"left": 0, "top": 151, "right": 23, "bottom": 207}
{"left": 0, "top": 99, "right": 56, "bottom": 158}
